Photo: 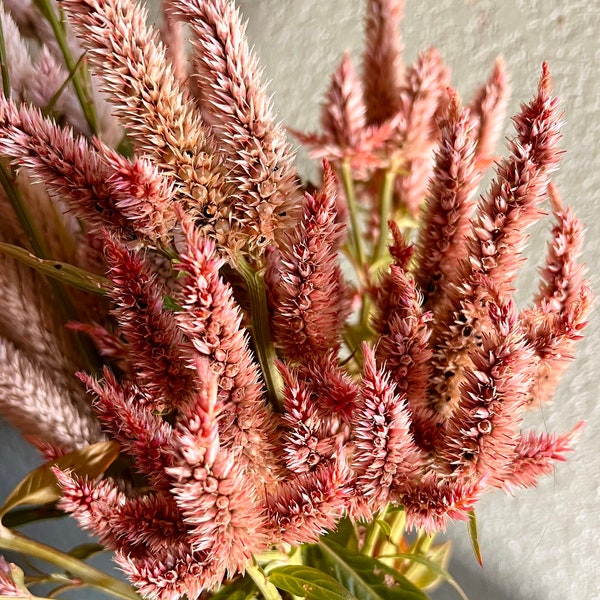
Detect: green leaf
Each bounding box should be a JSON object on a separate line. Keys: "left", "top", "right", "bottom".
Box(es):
{"left": 0, "top": 242, "right": 109, "bottom": 295}
{"left": 376, "top": 519, "right": 392, "bottom": 539}
{"left": 379, "top": 548, "right": 468, "bottom": 600}
{"left": 319, "top": 540, "right": 428, "bottom": 600}
{"left": 0, "top": 441, "right": 120, "bottom": 519}
{"left": 467, "top": 510, "right": 483, "bottom": 566}
{"left": 209, "top": 576, "right": 257, "bottom": 600}
{"left": 323, "top": 516, "right": 359, "bottom": 551}
{"left": 68, "top": 543, "right": 106, "bottom": 560}
{"left": 269, "top": 566, "right": 357, "bottom": 600}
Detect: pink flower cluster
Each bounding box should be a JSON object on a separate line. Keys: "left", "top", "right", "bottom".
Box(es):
{"left": 0, "top": 0, "right": 591, "bottom": 598}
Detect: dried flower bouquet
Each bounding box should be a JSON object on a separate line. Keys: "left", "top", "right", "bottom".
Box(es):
{"left": 0, "top": 0, "right": 592, "bottom": 599}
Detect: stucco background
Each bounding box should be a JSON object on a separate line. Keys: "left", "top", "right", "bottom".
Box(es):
{"left": 1, "top": 1, "right": 599, "bottom": 599}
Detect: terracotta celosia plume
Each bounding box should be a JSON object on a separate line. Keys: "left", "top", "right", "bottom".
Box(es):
{"left": 0, "top": 0, "right": 591, "bottom": 598}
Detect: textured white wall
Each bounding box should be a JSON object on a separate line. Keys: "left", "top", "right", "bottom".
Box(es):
{"left": 1, "top": 1, "right": 599, "bottom": 599}
{"left": 236, "top": 2, "right": 600, "bottom": 599}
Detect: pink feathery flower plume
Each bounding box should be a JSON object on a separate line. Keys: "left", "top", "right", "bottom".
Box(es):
{"left": 372, "top": 224, "right": 438, "bottom": 449}
{"left": 82, "top": 368, "right": 176, "bottom": 491}
{"left": 438, "top": 282, "right": 537, "bottom": 488}
{"left": 164, "top": 361, "right": 267, "bottom": 578}
{"left": 500, "top": 422, "right": 585, "bottom": 492}
{"left": 266, "top": 459, "right": 350, "bottom": 545}
{"left": 59, "top": 0, "right": 240, "bottom": 251}
{"left": 278, "top": 354, "right": 359, "bottom": 473}
{"left": 362, "top": 0, "right": 404, "bottom": 125}
{"left": 268, "top": 162, "right": 352, "bottom": 364}
{"left": 103, "top": 236, "right": 198, "bottom": 412}
{"left": 351, "top": 345, "right": 423, "bottom": 517}
{"left": 0, "top": 96, "right": 176, "bottom": 245}
{"left": 174, "top": 218, "right": 279, "bottom": 486}
{"left": 400, "top": 471, "right": 485, "bottom": 534}
{"left": 394, "top": 48, "right": 451, "bottom": 216}
{"left": 521, "top": 183, "right": 593, "bottom": 403}
{"left": 291, "top": 53, "right": 398, "bottom": 177}
{"left": 54, "top": 468, "right": 215, "bottom": 599}
{"left": 428, "top": 64, "right": 563, "bottom": 416}
{"left": 413, "top": 90, "right": 479, "bottom": 313}
{"left": 469, "top": 57, "right": 510, "bottom": 169}
{"left": 168, "top": 0, "right": 302, "bottom": 252}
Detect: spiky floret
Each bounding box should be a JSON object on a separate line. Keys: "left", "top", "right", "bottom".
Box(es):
{"left": 469, "top": 57, "right": 510, "bottom": 166}
{"left": 265, "top": 459, "right": 350, "bottom": 545}
{"left": 413, "top": 91, "right": 479, "bottom": 312}
{"left": 103, "top": 236, "right": 197, "bottom": 412}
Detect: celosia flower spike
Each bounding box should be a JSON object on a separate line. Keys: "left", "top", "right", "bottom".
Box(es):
{"left": 463, "top": 62, "right": 562, "bottom": 295}
{"left": 352, "top": 345, "right": 423, "bottom": 515}
{"left": 394, "top": 48, "right": 451, "bottom": 215}
{"left": 437, "top": 286, "right": 537, "bottom": 487}
{"left": 0, "top": 97, "right": 176, "bottom": 245}
{"left": 468, "top": 57, "right": 510, "bottom": 168}
{"left": 266, "top": 459, "right": 350, "bottom": 545}
{"left": 59, "top": 0, "right": 239, "bottom": 251}
{"left": 400, "top": 471, "right": 484, "bottom": 534}
{"left": 362, "top": 0, "right": 404, "bottom": 125}
{"left": 500, "top": 422, "right": 584, "bottom": 492}
{"left": 55, "top": 468, "right": 216, "bottom": 600}
{"left": 413, "top": 89, "right": 479, "bottom": 313}
{"left": 371, "top": 242, "right": 438, "bottom": 449}
{"left": 174, "top": 219, "right": 279, "bottom": 486}
{"left": 165, "top": 363, "right": 267, "bottom": 576}
{"left": 82, "top": 368, "right": 175, "bottom": 491}
{"left": 291, "top": 54, "right": 397, "bottom": 176}
{"left": 521, "top": 183, "right": 592, "bottom": 403}
{"left": 103, "top": 236, "right": 197, "bottom": 412}
{"left": 268, "top": 162, "right": 352, "bottom": 363}
{"left": 279, "top": 355, "right": 358, "bottom": 473}
{"left": 169, "top": 0, "right": 302, "bottom": 252}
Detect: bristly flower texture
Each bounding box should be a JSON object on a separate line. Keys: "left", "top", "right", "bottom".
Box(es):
{"left": 0, "top": 0, "right": 592, "bottom": 598}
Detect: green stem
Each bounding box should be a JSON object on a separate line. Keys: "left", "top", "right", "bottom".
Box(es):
{"left": 0, "top": 11, "right": 11, "bottom": 98}
{"left": 0, "top": 526, "right": 140, "bottom": 600}
{"left": 246, "top": 563, "right": 283, "bottom": 600}
{"left": 340, "top": 160, "right": 366, "bottom": 269}
{"left": 403, "top": 531, "right": 435, "bottom": 579}
{"left": 235, "top": 255, "right": 283, "bottom": 411}
{"left": 33, "top": 0, "right": 99, "bottom": 135}
{"left": 372, "top": 169, "right": 397, "bottom": 266}
{"left": 362, "top": 504, "right": 389, "bottom": 557}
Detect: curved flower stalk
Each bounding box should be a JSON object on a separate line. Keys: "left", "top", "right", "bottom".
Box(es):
{"left": 0, "top": 0, "right": 592, "bottom": 598}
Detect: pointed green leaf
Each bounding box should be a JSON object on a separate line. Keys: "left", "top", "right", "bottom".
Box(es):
{"left": 323, "top": 516, "right": 359, "bottom": 551}
{"left": 0, "top": 242, "right": 109, "bottom": 295}
{"left": 319, "top": 540, "right": 428, "bottom": 600}
{"left": 376, "top": 519, "right": 392, "bottom": 539}
{"left": 467, "top": 510, "right": 483, "bottom": 566}
{"left": 68, "top": 543, "right": 106, "bottom": 560}
{"left": 0, "top": 441, "right": 120, "bottom": 519}
{"left": 379, "top": 547, "right": 468, "bottom": 600}
{"left": 269, "top": 565, "right": 357, "bottom": 600}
